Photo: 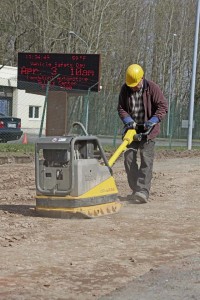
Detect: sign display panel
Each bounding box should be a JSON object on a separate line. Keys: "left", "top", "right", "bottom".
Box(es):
{"left": 17, "top": 53, "right": 100, "bottom": 92}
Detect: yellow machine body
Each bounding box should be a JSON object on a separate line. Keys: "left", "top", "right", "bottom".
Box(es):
{"left": 36, "top": 177, "right": 120, "bottom": 218}
{"left": 35, "top": 126, "right": 136, "bottom": 219}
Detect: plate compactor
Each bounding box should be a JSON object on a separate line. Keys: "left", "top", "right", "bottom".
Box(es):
{"left": 35, "top": 122, "right": 138, "bottom": 219}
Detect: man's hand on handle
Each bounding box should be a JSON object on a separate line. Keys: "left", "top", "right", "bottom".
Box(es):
{"left": 144, "top": 116, "right": 159, "bottom": 130}
{"left": 122, "top": 121, "right": 137, "bottom": 138}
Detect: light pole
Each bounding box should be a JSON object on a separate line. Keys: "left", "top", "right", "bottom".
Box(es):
{"left": 187, "top": 0, "right": 200, "bottom": 150}
{"left": 69, "top": 31, "right": 92, "bottom": 131}
{"left": 167, "top": 33, "right": 177, "bottom": 138}
{"left": 69, "top": 31, "right": 89, "bottom": 51}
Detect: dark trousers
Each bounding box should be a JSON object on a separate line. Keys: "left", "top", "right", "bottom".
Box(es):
{"left": 124, "top": 139, "right": 155, "bottom": 198}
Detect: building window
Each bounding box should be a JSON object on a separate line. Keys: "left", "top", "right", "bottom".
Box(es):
{"left": 29, "top": 106, "right": 40, "bottom": 119}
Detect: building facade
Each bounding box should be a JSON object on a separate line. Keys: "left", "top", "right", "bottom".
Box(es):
{"left": 0, "top": 65, "right": 45, "bottom": 135}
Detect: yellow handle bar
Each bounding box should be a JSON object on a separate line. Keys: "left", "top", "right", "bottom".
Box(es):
{"left": 108, "top": 129, "right": 136, "bottom": 167}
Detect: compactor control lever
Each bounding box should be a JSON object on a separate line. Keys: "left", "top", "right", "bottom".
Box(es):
{"left": 133, "top": 123, "right": 156, "bottom": 141}
{"left": 108, "top": 129, "right": 137, "bottom": 167}
{"left": 108, "top": 123, "right": 156, "bottom": 168}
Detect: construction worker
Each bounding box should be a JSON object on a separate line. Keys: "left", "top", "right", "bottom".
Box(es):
{"left": 118, "top": 64, "right": 168, "bottom": 203}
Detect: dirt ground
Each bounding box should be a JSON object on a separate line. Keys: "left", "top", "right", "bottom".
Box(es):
{"left": 0, "top": 150, "right": 200, "bottom": 300}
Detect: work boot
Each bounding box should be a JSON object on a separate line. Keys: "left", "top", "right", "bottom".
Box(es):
{"left": 127, "top": 192, "right": 141, "bottom": 204}
{"left": 127, "top": 192, "right": 135, "bottom": 201}
{"left": 134, "top": 191, "right": 148, "bottom": 203}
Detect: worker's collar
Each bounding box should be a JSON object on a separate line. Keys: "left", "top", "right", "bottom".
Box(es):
{"left": 129, "top": 82, "right": 143, "bottom": 93}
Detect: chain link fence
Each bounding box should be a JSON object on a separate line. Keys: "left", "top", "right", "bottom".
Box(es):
{"left": 1, "top": 69, "right": 200, "bottom": 145}
{"left": 67, "top": 91, "right": 200, "bottom": 141}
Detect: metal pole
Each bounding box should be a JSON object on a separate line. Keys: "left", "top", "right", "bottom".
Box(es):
{"left": 187, "top": 0, "right": 200, "bottom": 150}
{"left": 39, "top": 74, "right": 60, "bottom": 137}
{"left": 69, "top": 31, "right": 88, "bottom": 51}
{"left": 85, "top": 94, "right": 90, "bottom": 132}
{"left": 167, "top": 33, "right": 177, "bottom": 137}
{"left": 85, "top": 81, "right": 99, "bottom": 132}
{"left": 113, "top": 112, "right": 118, "bottom": 147}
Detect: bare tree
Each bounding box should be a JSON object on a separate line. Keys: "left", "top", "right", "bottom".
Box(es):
{"left": 0, "top": 0, "right": 199, "bottom": 137}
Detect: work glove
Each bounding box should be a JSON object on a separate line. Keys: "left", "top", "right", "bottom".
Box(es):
{"left": 144, "top": 116, "right": 159, "bottom": 130}
{"left": 122, "top": 121, "right": 137, "bottom": 138}
{"left": 125, "top": 121, "right": 137, "bottom": 130}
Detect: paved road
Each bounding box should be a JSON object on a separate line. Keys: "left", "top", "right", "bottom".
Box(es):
{"left": 99, "top": 136, "right": 196, "bottom": 147}
{"left": 8, "top": 133, "right": 200, "bottom": 148}
{"left": 99, "top": 255, "right": 200, "bottom": 300}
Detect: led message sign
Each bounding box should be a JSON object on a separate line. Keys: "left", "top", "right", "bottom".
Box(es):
{"left": 17, "top": 52, "right": 100, "bottom": 92}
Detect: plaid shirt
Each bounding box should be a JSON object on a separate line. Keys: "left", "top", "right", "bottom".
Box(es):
{"left": 118, "top": 79, "right": 168, "bottom": 139}
{"left": 129, "top": 88, "right": 144, "bottom": 124}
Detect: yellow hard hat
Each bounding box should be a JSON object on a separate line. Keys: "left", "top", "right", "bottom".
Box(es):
{"left": 125, "top": 64, "right": 144, "bottom": 87}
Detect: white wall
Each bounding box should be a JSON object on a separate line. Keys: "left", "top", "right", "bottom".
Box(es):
{"left": 0, "top": 65, "right": 17, "bottom": 87}
{"left": 0, "top": 65, "right": 46, "bottom": 135}
{"left": 13, "top": 89, "right": 45, "bottom": 134}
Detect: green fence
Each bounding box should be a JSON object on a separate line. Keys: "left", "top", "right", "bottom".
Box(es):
{"left": 67, "top": 92, "right": 121, "bottom": 136}
{"left": 66, "top": 91, "right": 200, "bottom": 141}
{"left": 1, "top": 66, "right": 199, "bottom": 146}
